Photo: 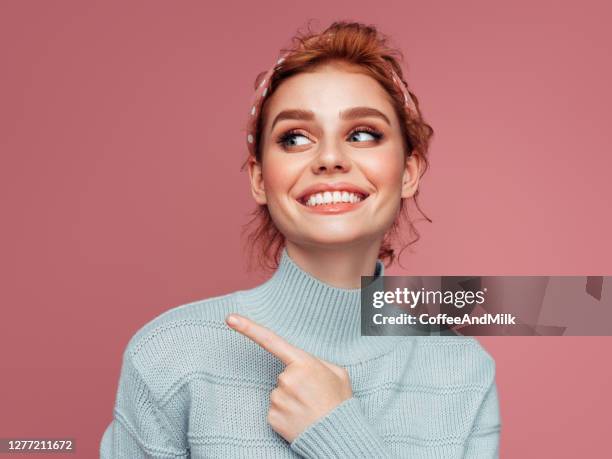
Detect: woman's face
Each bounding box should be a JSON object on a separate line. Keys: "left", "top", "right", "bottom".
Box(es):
{"left": 248, "top": 61, "right": 421, "bottom": 250}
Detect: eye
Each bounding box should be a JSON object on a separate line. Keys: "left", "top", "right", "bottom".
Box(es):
{"left": 276, "top": 130, "right": 313, "bottom": 149}
{"left": 348, "top": 127, "right": 384, "bottom": 143}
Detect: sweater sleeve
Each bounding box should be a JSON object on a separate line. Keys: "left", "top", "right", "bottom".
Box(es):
{"left": 289, "top": 396, "right": 393, "bottom": 458}
{"left": 100, "top": 348, "right": 189, "bottom": 459}
{"left": 289, "top": 382, "right": 501, "bottom": 459}
{"left": 461, "top": 379, "right": 501, "bottom": 458}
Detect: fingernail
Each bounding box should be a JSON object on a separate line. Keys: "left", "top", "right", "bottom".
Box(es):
{"left": 226, "top": 314, "right": 241, "bottom": 327}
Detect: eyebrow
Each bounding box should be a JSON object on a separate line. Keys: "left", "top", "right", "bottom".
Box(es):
{"left": 270, "top": 106, "right": 391, "bottom": 131}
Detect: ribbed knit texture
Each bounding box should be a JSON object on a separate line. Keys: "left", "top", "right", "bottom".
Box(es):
{"left": 100, "top": 248, "right": 501, "bottom": 458}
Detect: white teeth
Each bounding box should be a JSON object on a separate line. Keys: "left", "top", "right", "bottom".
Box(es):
{"left": 302, "top": 190, "right": 365, "bottom": 207}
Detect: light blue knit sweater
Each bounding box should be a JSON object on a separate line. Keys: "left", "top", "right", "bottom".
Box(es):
{"left": 100, "top": 248, "right": 501, "bottom": 458}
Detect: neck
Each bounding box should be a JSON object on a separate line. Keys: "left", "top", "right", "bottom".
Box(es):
{"left": 237, "top": 246, "right": 403, "bottom": 364}
{"left": 285, "top": 239, "right": 383, "bottom": 289}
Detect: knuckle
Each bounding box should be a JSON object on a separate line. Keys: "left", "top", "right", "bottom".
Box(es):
{"left": 269, "top": 389, "right": 281, "bottom": 405}
{"left": 262, "top": 335, "right": 274, "bottom": 350}
{"left": 267, "top": 409, "right": 278, "bottom": 426}
{"left": 277, "top": 372, "right": 292, "bottom": 387}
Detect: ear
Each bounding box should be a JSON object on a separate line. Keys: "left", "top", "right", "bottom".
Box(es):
{"left": 401, "top": 152, "right": 422, "bottom": 199}
{"left": 247, "top": 156, "right": 267, "bottom": 205}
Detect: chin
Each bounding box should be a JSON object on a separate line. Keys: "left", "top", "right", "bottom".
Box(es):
{"left": 296, "top": 226, "right": 378, "bottom": 247}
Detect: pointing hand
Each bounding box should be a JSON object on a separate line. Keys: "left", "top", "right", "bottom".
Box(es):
{"left": 225, "top": 313, "right": 353, "bottom": 443}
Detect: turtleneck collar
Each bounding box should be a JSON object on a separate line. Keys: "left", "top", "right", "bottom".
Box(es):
{"left": 236, "top": 247, "right": 405, "bottom": 364}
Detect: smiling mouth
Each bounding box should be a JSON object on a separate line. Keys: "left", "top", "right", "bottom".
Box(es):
{"left": 297, "top": 190, "right": 370, "bottom": 214}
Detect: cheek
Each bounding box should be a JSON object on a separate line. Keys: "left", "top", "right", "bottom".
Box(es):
{"left": 360, "top": 149, "right": 405, "bottom": 192}
{"left": 261, "top": 154, "right": 304, "bottom": 202}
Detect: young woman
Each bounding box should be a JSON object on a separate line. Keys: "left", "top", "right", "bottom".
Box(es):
{"left": 101, "top": 21, "right": 501, "bottom": 458}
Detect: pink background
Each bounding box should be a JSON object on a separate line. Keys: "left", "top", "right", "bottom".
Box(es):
{"left": 1, "top": 1, "right": 611, "bottom": 457}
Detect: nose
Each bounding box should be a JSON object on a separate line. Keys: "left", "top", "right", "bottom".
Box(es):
{"left": 311, "top": 142, "right": 351, "bottom": 175}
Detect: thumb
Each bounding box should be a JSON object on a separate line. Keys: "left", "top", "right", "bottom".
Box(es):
{"left": 318, "top": 357, "right": 347, "bottom": 378}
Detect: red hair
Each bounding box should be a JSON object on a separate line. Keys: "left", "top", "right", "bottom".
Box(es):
{"left": 241, "top": 20, "right": 434, "bottom": 271}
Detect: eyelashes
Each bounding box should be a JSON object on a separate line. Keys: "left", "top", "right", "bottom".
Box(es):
{"left": 348, "top": 126, "right": 384, "bottom": 142}
{"left": 276, "top": 126, "right": 384, "bottom": 149}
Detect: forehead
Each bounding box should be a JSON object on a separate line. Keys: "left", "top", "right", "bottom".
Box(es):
{"left": 263, "top": 62, "right": 397, "bottom": 126}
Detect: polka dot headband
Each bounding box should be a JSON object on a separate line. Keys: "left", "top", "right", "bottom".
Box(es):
{"left": 246, "top": 51, "right": 418, "bottom": 157}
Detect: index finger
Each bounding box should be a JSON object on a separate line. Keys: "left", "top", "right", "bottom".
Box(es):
{"left": 225, "top": 313, "right": 308, "bottom": 365}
